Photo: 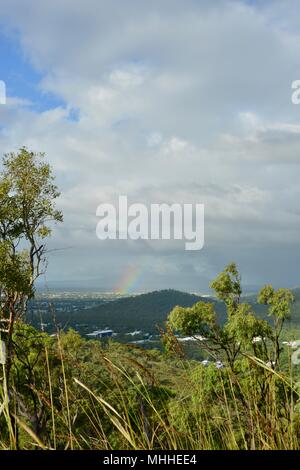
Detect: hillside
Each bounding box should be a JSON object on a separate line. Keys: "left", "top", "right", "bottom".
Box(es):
{"left": 28, "top": 287, "right": 300, "bottom": 340}
{"left": 67, "top": 289, "right": 218, "bottom": 333}
{"left": 29, "top": 289, "right": 221, "bottom": 335}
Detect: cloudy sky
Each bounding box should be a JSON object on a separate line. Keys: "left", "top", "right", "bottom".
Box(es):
{"left": 0, "top": 0, "right": 300, "bottom": 293}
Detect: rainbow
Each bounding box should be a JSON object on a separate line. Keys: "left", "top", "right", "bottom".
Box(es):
{"left": 115, "top": 261, "right": 145, "bottom": 294}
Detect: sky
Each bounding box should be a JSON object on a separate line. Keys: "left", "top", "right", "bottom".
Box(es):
{"left": 0, "top": 0, "right": 300, "bottom": 293}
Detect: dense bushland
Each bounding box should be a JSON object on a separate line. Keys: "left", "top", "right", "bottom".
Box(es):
{"left": 1, "top": 263, "right": 300, "bottom": 450}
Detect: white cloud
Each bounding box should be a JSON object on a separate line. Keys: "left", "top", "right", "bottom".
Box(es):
{"left": 1, "top": 0, "right": 300, "bottom": 289}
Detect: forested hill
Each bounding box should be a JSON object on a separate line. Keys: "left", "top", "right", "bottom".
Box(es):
{"left": 80, "top": 289, "right": 221, "bottom": 333}
{"left": 28, "top": 287, "right": 300, "bottom": 338}
{"left": 40, "top": 289, "right": 220, "bottom": 334}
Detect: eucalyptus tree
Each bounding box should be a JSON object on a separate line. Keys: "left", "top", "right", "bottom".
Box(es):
{"left": 0, "top": 147, "right": 62, "bottom": 380}
{"left": 168, "top": 263, "right": 294, "bottom": 370}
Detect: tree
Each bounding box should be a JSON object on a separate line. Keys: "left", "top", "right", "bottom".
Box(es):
{"left": 257, "top": 285, "right": 294, "bottom": 367}
{"left": 0, "top": 148, "right": 62, "bottom": 438}
{"left": 167, "top": 263, "right": 290, "bottom": 370}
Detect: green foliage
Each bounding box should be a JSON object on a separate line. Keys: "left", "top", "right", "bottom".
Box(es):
{"left": 258, "top": 285, "right": 294, "bottom": 320}
{"left": 1, "top": 313, "right": 300, "bottom": 450}
{"left": 0, "top": 147, "right": 63, "bottom": 288}
{"left": 0, "top": 148, "right": 63, "bottom": 447}
{"left": 167, "top": 263, "right": 294, "bottom": 370}
{"left": 210, "top": 262, "right": 242, "bottom": 309}
{"left": 0, "top": 242, "right": 32, "bottom": 298}
{"left": 224, "top": 303, "right": 272, "bottom": 346}
{"left": 168, "top": 302, "right": 217, "bottom": 336}
{"left": 0, "top": 147, "right": 62, "bottom": 322}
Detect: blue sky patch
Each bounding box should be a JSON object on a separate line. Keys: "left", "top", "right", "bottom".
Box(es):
{"left": 0, "top": 26, "right": 65, "bottom": 113}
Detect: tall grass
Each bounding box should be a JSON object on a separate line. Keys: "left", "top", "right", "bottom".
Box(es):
{"left": 1, "top": 329, "right": 300, "bottom": 450}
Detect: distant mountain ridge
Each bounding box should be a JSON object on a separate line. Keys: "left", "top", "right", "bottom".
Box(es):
{"left": 90, "top": 287, "right": 300, "bottom": 332}
{"left": 29, "top": 287, "right": 300, "bottom": 337}
{"left": 56, "top": 289, "right": 218, "bottom": 334}
{"left": 81, "top": 289, "right": 213, "bottom": 333}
